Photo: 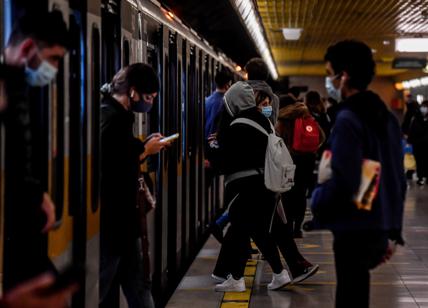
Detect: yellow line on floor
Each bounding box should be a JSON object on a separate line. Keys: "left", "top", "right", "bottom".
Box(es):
{"left": 219, "top": 258, "right": 258, "bottom": 308}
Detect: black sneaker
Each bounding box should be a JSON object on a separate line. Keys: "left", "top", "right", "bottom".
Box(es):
{"left": 292, "top": 264, "right": 319, "bottom": 284}
{"left": 209, "top": 223, "right": 224, "bottom": 243}
{"left": 417, "top": 178, "right": 425, "bottom": 186}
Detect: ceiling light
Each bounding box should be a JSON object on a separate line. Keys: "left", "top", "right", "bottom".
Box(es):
{"left": 395, "top": 38, "right": 428, "bottom": 52}
{"left": 232, "top": 0, "right": 278, "bottom": 79}
{"left": 282, "top": 28, "right": 303, "bottom": 40}
{"left": 383, "top": 40, "right": 391, "bottom": 45}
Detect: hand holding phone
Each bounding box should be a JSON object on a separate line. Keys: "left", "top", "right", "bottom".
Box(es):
{"left": 160, "top": 133, "right": 179, "bottom": 143}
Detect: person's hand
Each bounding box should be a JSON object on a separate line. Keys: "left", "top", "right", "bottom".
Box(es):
{"left": 2, "top": 274, "right": 78, "bottom": 308}
{"left": 204, "top": 159, "right": 211, "bottom": 168}
{"left": 143, "top": 135, "right": 169, "bottom": 156}
{"left": 41, "top": 193, "right": 56, "bottom": 233}
{"left": 381, "top": 240, "right": 397, "bottom": 264}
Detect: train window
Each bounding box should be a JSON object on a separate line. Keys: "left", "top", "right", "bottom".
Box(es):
{"left": 91, "top": 25, "right": 101, "bottom": 213}
{"left": 123, "top": 39, "right": 130, "bottom": 67}
{"left": 53, "top": 57, "right": 65, "bottom": 219}
{"left": 102, "top": 3, "right": 121, "bottom": 83}
{"left": 68, "top": 14, "right": 82, "bottom": 217}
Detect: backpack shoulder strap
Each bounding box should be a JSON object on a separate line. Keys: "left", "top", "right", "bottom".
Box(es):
{"left": 231, "top": 117, "right": 269, "bottom": 136}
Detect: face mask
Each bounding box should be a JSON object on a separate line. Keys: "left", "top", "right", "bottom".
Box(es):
{"left": 325, "top": 76, "right": 342, "bottom": 102}
{"left": 131, "top": 95, "right": 154, "bottom": 113}
{"left": 261, "top": 105, "right": 272, "bottom": 118}
{"left": 25, "top": 60, "right": 58, "bottom": 87}
{"left": 421, "top": 106, "right": 428, "bottom": 115}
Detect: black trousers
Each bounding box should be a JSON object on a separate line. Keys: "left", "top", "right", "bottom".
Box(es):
{"left": 333, "top": 231, "right": 388, "bottom": 308}
{"left": 99, "top": 240, "right": 154, "bottom": 308}
{"left": 217, "top": 176, "right": 283, "bottom": 279}
{"left": 413, "top": 144, "right": 428, "bottom": 180}
{"left": 270, "top": 214, "right": 308, "bottom": 276}
{"left": 281, "top": 154, "right": 316, "bottom": 232}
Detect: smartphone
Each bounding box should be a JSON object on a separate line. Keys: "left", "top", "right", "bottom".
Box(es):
{"left": 160, "top": 133, "right": 180, "bottom": 143}
{"left": 39, "top": 264, "right": 85, "bottom": 296}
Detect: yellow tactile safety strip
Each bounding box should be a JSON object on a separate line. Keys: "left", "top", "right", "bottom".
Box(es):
{"left": 219, "top": 244, "right": 259, "bottom": 308}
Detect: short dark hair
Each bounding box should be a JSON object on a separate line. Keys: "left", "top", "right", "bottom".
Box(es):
{"left": 255, "top": 90, "right": 271, "bottom": 106}
{"left": 279, "top": 94, "right": 296, "bottom": 109}
{"left": 7, "top": 10, "right": 70, "bottom": 48}
{"left": 214, "top": 70, "right": 233, "bottom": 88}
{"left": 245, "top": 58, "right": 269, "bottom": 81}
{"left": 111, "top": 63, "right": 159, "bottom": 95}
{"left": 305, "top": 91, "right": 325, "bottom": 114}
{"left": 324, "top": 40, "right": 375, "bottom": 91}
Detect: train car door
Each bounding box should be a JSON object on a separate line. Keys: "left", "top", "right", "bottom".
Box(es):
{"left": 166, "top": 30, "right": 180, "bottom": 284}
{"left": 187, "top": 45, "right": 198, "bottom": 253}
{"left": 181, "top": 39, "right": 191, "bottom": 263}
{"left": 67, "top": 5, "right": 89, "bottom": 306}
{"left": 84, "top": 1, "right": 102, "bottom": 306}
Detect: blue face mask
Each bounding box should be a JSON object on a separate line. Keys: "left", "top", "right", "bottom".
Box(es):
{"left": 261, "top": 105, "right": 273, "bottom": 118}
{"left": 25, "top": 60, "right": 58, "bottom": 87}
{"left": 325, "top": 76, "right": 342, "bottom": 102}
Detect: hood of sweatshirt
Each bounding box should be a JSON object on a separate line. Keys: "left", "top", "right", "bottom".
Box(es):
{"left": 246, "top": 80, "right": 274, "bottom": 101}
{"left": 223, "top": 81, "right": 256, "bottom": 117}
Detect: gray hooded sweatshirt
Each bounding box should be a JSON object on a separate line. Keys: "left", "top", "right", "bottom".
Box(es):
{"left": 246, "top": 80, "right": 279, "bottom": 125}
{"left": 223, "top": 81, "right": 256, "bottom": 117}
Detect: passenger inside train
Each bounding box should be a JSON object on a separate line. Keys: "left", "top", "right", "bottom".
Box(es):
{"left": 0, "top": 1, "right": 426, "bottom": 308}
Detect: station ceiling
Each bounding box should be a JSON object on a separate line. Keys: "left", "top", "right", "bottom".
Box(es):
{"left": 161, "top": 0, "right": 259, "bottom": 68}
{"left": 256, "top": 0, "right": 428, "bottom": 76}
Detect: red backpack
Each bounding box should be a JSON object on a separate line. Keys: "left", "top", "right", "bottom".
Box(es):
{"left": 292, "top": 117, "right": 320, "bottom": 153}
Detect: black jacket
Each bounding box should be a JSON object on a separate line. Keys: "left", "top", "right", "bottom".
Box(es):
{"left": 1, "top": 65, "right": 45, "bottom": 234}
{"left": 100, "top": 95, "right": 146, "bottom": 254}
{"left": 407, "top": 114, "right": 428, "bottom": 147}
{"left": 221, "top": 107, "right": 271, "bottom": 176}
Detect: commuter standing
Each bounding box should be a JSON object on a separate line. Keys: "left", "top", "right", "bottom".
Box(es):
{"left": 407, "top": 100, "right": 428, "bottom": 185}
{"left": 245, "top": 58, "right": 279, "bottom": 125}
{"left": 0, "top": 65, "right": 77, "bottom": 308}
{"left": 99, "top": 63, "right": 168, "bottom": 308}
{"left": 205, "top": 70, "right": 233, "bottom": 140}
{"left": 276, "top": 102, "right": 324, "bottom": 238}
{"left": 312, "top": 40, "right": 406, "bottom": 308}
{"left": 2, "top": 11, "right": 69, "bottom": 290}
{"left": 402, "top": 94, "right": 420, "bottom": 137}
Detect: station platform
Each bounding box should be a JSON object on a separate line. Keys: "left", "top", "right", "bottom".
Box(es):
{"left": 166, "top": 185, "right": 428, "bottom": 308}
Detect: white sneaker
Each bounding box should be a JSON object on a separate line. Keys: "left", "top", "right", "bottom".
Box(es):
{"left": 211, "top": 273, "right": 227, "bottom": 282}
{"left": 268, "top": 270, "right": 292, "bottom": 290}
{"left": 215, "top": 275, "right": 246, "bottom": 292}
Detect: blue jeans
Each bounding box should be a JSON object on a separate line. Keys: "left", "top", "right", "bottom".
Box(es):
{"left": 99, "top": 240, "right": 154, "bottom": 308}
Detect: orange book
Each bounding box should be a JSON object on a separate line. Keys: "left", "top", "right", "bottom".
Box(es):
{"left": 318, "top": 150, "right": 381, "bottom": 211}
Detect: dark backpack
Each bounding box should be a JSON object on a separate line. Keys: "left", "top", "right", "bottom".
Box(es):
{"left": 292, "top": 117, "right": 320, "bottom": 153}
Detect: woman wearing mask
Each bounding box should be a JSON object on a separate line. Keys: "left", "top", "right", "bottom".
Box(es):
{"left": 214, "top": 82, "right": 290, "bottom": 292}
{"left": 100, "top": 63, "right": 169, "bottom": 308}
{"left": 408, "top": 101, "right": 428, "bottom": 185}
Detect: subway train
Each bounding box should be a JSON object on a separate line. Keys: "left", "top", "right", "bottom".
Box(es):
{"left": 0, "top": 0, "right": 244, "bottom": 306}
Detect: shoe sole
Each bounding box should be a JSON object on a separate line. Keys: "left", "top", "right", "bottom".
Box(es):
{"left": 292, "top": 264, "right": 319, "bottom": 284}
{"left": 268, "top": 280, "right": 292, "bottom": 291}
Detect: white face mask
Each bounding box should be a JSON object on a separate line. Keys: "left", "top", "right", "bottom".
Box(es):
{"left": 421, "top": 106, "right": 428, "bottom": 116}
{"left": 25, "top": 60, "right": 58, "bottom": 87}
{"left": 325, "top": 75, "right": 342, "bottom": 102}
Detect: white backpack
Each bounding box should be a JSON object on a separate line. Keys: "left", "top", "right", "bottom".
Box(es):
{"left": 231, "top": 118, "right": 295, "bottom": 192}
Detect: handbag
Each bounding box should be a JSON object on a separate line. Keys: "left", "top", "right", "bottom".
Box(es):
{"left": 136, "top": 172, "right": 156, "bottom": 282}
